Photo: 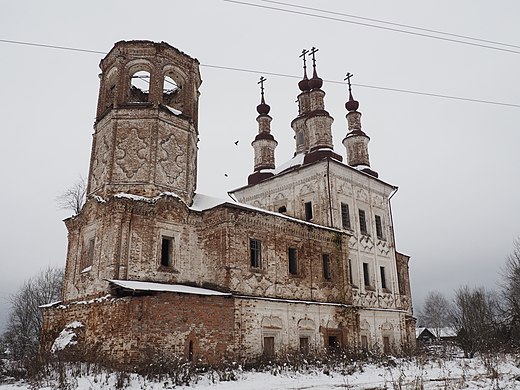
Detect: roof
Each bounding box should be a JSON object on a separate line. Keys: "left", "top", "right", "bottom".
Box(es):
{"left": 107, "top": 280, "right": 231, "bottom": 296}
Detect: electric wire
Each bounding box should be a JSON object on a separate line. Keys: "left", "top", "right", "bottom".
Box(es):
{"left": 259, "top": 0, "right": 520, "bottom": 50}
{"left": 1, "top": 38, "right": 519, "bottom": 108}
{"left": 223, "top": 0, "right": 520, "bottom": 55}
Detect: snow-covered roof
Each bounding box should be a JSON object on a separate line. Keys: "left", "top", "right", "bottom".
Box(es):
{"left": 190, "top": 193, "right": 230, "bottom": 211}
{"left": 107, "top": 280, "right": 232, "bottom": 296}
{"left": 272, "top": 153, "right": 305, "bottom": 175}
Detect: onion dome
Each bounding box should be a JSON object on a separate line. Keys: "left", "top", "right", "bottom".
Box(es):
{"left": 345, "top": 91, "right": 359, "bottom": 112}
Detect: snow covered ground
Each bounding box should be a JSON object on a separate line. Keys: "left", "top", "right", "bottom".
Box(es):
{"left": 1, "top": 355, "right": 520, "bottom": 389}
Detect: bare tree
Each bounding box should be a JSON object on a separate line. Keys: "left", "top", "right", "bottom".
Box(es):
{"left": 502, "top": 238, "right": 520, "bottom": 345}
{"left": 56, "top": 176, "right": 87, "bottom": 215}
{"left": 449, "top": 286, "right": 499, "bottom": 357}
{"left": 417, "top": 291, "right": 450, "bottom": 339}
{"left": 2, "top": 266, "right": 63, "bottom": 361}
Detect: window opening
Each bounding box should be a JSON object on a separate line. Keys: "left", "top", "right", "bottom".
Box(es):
{"left": 129, "top": 70, "right": 150, "bottom": 103}
{"left": 305, "top": 201, "right": 313, "bottom": 221}
{"left": 363, "top": 262, "right": 370, "bottom": 287}
{"left": 299, "top": 337, "right": 309, "bottom": 355}
{"left": 161, "top": 237, "right": 173, "bottom": 267}
{"left": 361, "top": 335, "right": 368, "bottom": 350}
{"left": 322, "top": 254, "right": 331, "bottom": 280}
{"left": 375, "top": 215, "right": 384, "bottom": 239}
{"left": 296, "top": 131, "right": 304, "bottom": 146}
{"left": 188, "top": 340, "right": 194, "bottom": 361}
{"left": 359, "top": 209, "right": 367, "bottom": 235}
{"left": 163, "top": 75, "right": 179, "bottom": 94}
{"left": 85, "top": 238, "right": 95, "bottom": 267}
{"left": 328, "top": 335, "right": 339, "bottom": 350}
{"left": 348, "top": 259, "right": 353, "bottom": 284}
{"left": 288, "top": 247, "right": 298, "bottom": 275}
{"left": 341, "top": 203, "right": 350, "bottom": 229}
{"left": 277, "top": 205, "right": 287, "bottom": 213}
{"left": 250, "top": 238, "right": 262, "bottom": 268}
{"left": 383, "top": 336, "right": 391, "bottom": 354}
{"left": 380, "top": 266, "right": 387, "bottom": 290}
{"left": 263, "top": 336, "right": 275, "bottom": 357}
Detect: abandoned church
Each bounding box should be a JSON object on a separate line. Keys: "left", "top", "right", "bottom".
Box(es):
{"left": 41, "top": 40, "right": 415, "bottom": 366}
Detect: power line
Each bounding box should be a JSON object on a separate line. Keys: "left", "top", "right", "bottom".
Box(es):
{"left": 260, "top": 0, "right": 520, "bottom": 50}
{"left": 1, "top": 38, "right": 519, "bottom": 108}
{"left": 223, "top": 0, "right": 520, "bottom": 55}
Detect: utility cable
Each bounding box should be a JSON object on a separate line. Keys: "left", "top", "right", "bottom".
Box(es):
{"left": 1, "top": 38, "right": 519, "bottom": 108}
{"left": 260, "top": 0, "right": 520, "bottom": 50}
{"left": 223, "top": 0, "right": 520, "bottom": 55}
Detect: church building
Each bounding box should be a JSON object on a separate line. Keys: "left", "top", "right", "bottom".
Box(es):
{"left": 41, "top": 40, "right": 415, "bottom": 366}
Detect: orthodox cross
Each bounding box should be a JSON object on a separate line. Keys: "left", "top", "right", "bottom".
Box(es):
{"left": 258, "top": 76, "right": 267, "bottom": 99}
{"left": 344, "top": 72, "right": 354, "bottom": 93}
{"left": 299, "top": 49, "right": 309, "bottom": 71}
{"left": 309, "top": 47, "right": 319, "bottom": 69}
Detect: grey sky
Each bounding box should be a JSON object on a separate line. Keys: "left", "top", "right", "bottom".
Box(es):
{"left": 1, "top": 1, "right": 519, "bottom": 331}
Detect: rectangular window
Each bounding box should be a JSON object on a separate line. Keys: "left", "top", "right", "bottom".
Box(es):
{"left": 250, "top": 238, "right": 262, "bottom": 268}
{"left": 263, "top": 336, "right": 275, "bottom": 357}
{"left": 383, "top": 336, "right": 391, "bottom": 354}
{"left": 288, "top": 247, "right": 298, "bottom": 275}
{"left": 328, "top": 335, "right": 339, "bottom": 350}
{"left": 348, "top": 259, "right": 353, "bottom": 285}
{"left": 359, "top": 209, "right": 367, "bottom": 235}
{"left": 161, "top": 236, "right": 173, "bottom": 267}
{"left": 278, "top": 205, "right": 287, "bottom": 214}
{"left": 305, "top": 201, "right": 313, "bottom": 221}
{"left": 322, "top": 254, "right": 331, "bottom": 280}
{"left": 380, "top": 266, "right": 387, "bottom": 290}
{"left": 375, "top": 215, "right": 384, "bottom": 240}
{"left": 361, "top": 335, "right": 368, "bottom": 351}
{"left": 341, "top": 203, "right": 350, "bottom": 229}
{"left": 299, "top": 337, "right": 309, "bottom": 355}
{"left": 363, "top": 262, "right": 370, "bottom": 287}
{"left": 87, "top": 237, "right": 95, "bottom": 267}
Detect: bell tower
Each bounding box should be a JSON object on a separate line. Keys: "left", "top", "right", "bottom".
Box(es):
{"left": 87, "top": 40, "right": 202, "bottom": 205}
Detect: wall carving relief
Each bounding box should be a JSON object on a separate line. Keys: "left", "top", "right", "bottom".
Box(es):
{"left": 115, "top": 128, "right": 149, "bottom": 180}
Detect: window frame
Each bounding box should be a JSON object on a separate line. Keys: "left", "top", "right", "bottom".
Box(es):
{"left": 341, "top": 203, "right": 351, "bottom": 229}
{"left": 288, "top": 247, "right": 298, "bottom": 275}
{"left": 250, "top": 238, "right": 262, "bottom": 269}
{"left": 380, "top": 266, "right": 388, "bottom": 290}
{"left": 322, "top": 254, "right": 332, "bottom": 281}
{"left": 375, "top": 214, "right": 384, "bottom": 240}
{"left": 359, "top": 209, "right": 368, "bottom": 235}
{"left": 160, "top": 236, "right": 174, "bottom": 267}
{"left": 304, "top": 201, "right": 313, "bottom": 221}
{"left": 363, "top": 262, "right": 371, "bottom": 287}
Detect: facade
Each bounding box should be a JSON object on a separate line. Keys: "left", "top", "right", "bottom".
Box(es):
{"left": 41, "top": 40, "right": 415, "bottom": 367}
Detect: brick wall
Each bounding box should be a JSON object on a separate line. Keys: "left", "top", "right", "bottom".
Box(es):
{"left": 42, "top": 292, "right": 236, "bottom": 367}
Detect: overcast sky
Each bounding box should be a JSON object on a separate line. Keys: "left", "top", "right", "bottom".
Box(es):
{"left": 1, "top": 1, "right": 519, "bottom": 331}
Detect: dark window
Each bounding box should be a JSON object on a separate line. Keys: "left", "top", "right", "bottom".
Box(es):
{"left": 363, "top": 262, "right": 370, "bottom": 287}
{"left": 278, "top": 205, "right": 287, "bottom": 213}
{"left": 361, "top": 335, "right": 368, "bottom": 351}
{"left": 188, "top": 340, "right": 194, "bottom": 362}
{"left": 161, "top": 237, "right": 173, "bottom": 267}
{"left": 263, "top": 336, "right": 275, "bottom": 357}
{"left": 299, "top": 337, "right": 309, "bottom": 355}
{"left": 250, "top": 238, "right": 262, "bottom": 268}
{"left": 288, "top": 247, "right": 298, "bottom": 275}
{"left": 305, "top": 201, "right": 313, "bottom": 221}
{"left": 322, "top": 254, "right": 331, "bottom": 280}
{"left": 341, "top": 203, "right": 350, "bottom": 229}
{"left": 380, "top": 266, "right": 387, "bottom": 289}
{"left": 86, "top": 237, "right": 95, "bottom": 267}
{"left": 328, "top": 335, "right": 339, "bottom": 350}
{"left": 375, "top": 215, "right": 384, "bottom": 239}
{"left": 383, "top": 336, "right": 391, "bottom": 354}
{"left": 359, "top": 209, "right": 367, "bottom": 235}
{"left": 348, "top": 259, "right": 353, "bottom": 284}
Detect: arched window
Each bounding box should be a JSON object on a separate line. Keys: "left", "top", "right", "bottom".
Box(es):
{"left": 163, "top": 75, "right": 180, "bottom": 106}
{"left": 129, "top": 70, "right": 150, "bottom": 103}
